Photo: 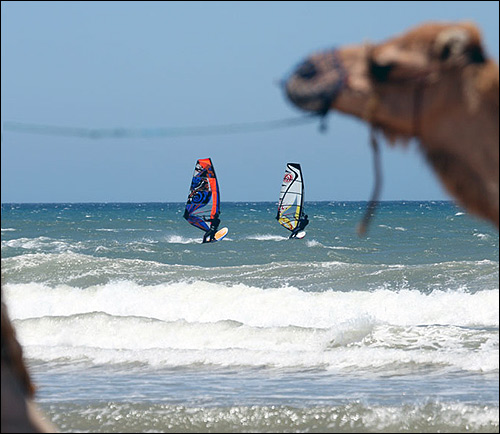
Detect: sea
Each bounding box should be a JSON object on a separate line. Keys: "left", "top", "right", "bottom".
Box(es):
{"left": 1, "top": 201, "right": 498, "bottom": 433}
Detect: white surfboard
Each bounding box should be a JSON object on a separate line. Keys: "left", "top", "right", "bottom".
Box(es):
{"left": 213, "top": 227, "right": 229, "bottom": 242}
{"left": 295, "top": 230, "right": 306, "bottom": 239}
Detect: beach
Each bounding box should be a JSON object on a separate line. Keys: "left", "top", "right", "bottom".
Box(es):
{"left": 1, "top": 201, "right": 498, "bottom": 432}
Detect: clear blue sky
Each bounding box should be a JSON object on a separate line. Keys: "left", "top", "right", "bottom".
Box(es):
{"left": 2, "top": 1, "right": 498, "bottom": 203}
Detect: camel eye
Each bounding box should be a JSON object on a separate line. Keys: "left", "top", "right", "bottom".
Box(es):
{"left": 369, "top": 58, "right": 394, "bottom": 82}
{"left": 296, "top": 61, "right": 317, "bottom": 80}
{"left": 439, "top": 43, "right": 453, "bottom": 61}
{"left": 438, "top": 42, "right": 486, "bottom": 64}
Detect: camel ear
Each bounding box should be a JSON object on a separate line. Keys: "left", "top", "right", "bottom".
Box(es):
{"left": 434, "top": 25, "right": 486, "bottom": 64}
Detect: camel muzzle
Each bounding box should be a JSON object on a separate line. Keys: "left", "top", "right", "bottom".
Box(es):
{"left": 284, "top": 48, "right": 347, "bottom": 115}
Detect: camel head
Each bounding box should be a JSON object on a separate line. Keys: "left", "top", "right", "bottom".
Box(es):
{"left": 284, "top": 22, "right": 499, "bottom": 229}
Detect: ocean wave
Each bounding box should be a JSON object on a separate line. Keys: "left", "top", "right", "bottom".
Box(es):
{"left": 1, "top": 236, "right": 76, "bottom": 252}
{"left": 4, "top": 278, "right": 498, "bottom": 372}
{"left": 4, "top": 280, "right": 498, "bottom": 327}
{"left": 3, "top": 251, "right": 497, "bottom": 294}
{"left": 16, "top": 316, "right": 499, "bottom": 372}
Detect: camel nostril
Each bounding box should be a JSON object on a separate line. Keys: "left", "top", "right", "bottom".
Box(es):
{"left": 296, "top": 61, "right": 317, "bottom": 80}
{"left": 369, "top": 59, "right": 394, "bottom": 82}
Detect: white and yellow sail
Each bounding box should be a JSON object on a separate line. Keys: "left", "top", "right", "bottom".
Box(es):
{"left": 277, "top": 163, "right": 304, "bottom": 232}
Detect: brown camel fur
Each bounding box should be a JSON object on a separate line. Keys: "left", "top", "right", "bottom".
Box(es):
{"left": 285, "top": 22, "right": 499, "bottom": 230}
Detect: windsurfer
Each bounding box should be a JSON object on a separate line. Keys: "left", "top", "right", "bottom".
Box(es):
{"left": 202, "top": 213, "right": 221, "bottom": 243}
{"left": 290, "top": 214, "right": 309, "bottom": 238}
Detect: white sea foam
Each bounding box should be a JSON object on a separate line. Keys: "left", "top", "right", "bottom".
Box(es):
{"left": 325, "top": 245, "right": 366, "bottom": 251}
{"left": 4, "top": 281, "right": 498, "bottom": 328}
{"left": 378, "top": 224, "right": 407, "bottom": 231}
{"left": 474, "top": 232, "right": 490, "bottom": 240}
{"left": 2, "top": 236, "right": 76, "bottom": 252}
{"left": 246, "top": 234, "right": 288, "bottom": 241}
{"left": 165, "top": 234, "right": 202, "bottom": 244}
{"left": 305, "top": 239, "right": 322, "bottom": 247}
{"left": 12, "top": 312, "right": 498, "bottom": 372}
{"left": 3, "top": 280, "right": 498, "bottom": 371}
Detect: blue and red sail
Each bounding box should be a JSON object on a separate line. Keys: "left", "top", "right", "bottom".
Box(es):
{"left": 184, "top": 158, "right": 220, "bottom": 232}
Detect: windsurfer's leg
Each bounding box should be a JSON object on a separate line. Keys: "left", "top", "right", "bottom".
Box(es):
{"left": 203, "top": 229, "right": 215, "bottom": 243}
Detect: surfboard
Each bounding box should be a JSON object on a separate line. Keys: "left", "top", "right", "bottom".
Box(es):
{"left": 213, "top": 227, "right": 229, "bottom": 242}
{"left": 295, "top": 230, "right": 306, "bottom": 239}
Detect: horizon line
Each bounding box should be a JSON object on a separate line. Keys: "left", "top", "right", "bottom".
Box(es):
{"left": 1, "top": 199, "right": 455, "bottom": 205}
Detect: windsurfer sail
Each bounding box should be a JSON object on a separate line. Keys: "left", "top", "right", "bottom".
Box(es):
{"left": 276, "top": 163, "right": 308, "bottom": 238}
{"left": 184, "top": 158, "right": 221, "bottom": 242}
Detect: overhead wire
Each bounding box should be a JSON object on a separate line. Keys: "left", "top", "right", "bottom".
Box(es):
{"left": 2, "top": 115, "right": 318, "bottom": 140}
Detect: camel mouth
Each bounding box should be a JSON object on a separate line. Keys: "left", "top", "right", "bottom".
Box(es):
{"left": 284, "top": 49, "right": 347, "bottom": 115}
